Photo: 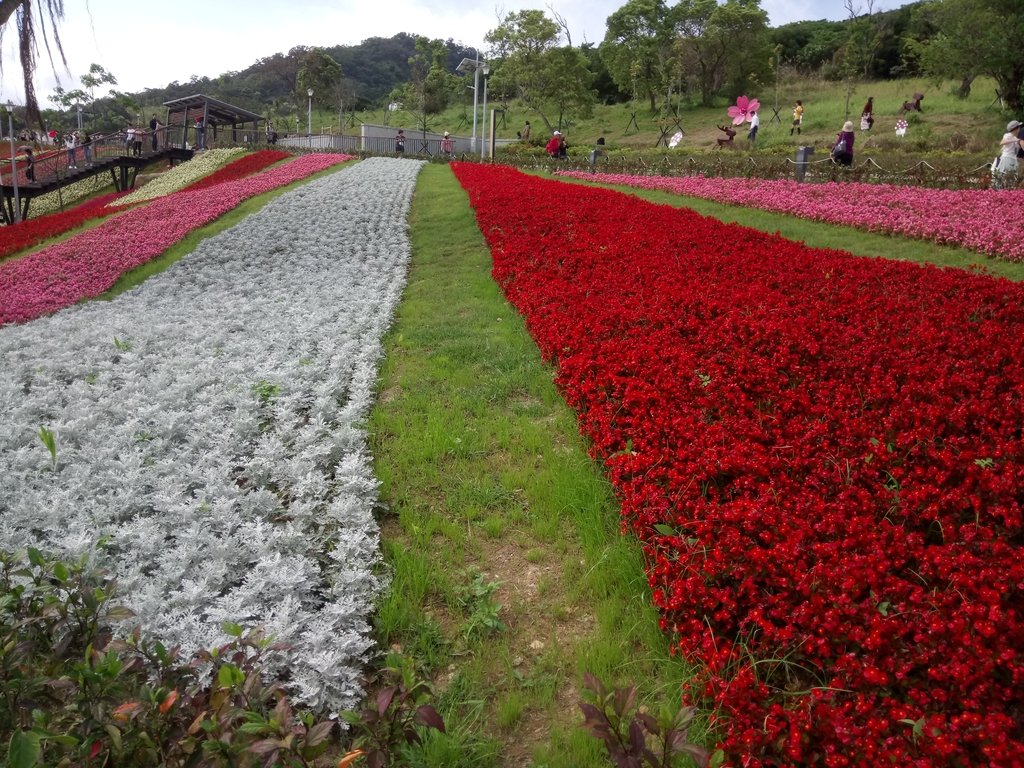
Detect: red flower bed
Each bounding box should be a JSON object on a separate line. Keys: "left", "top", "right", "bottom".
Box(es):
{"left": 181, "top": 149, "right": 292, "bottom": 192}
{"left": 452, "top": 162, "right": 1024, "bottom": 766}
{"left": 0, "top": 192, "right": 134, "bottom": 261}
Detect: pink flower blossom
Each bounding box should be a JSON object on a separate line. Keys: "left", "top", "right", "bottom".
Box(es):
{"left": 727, "top": 95, "right": 761, "bottom": 125}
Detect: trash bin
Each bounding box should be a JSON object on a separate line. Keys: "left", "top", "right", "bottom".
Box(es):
{"left": 795, "top": 146, "right": 813, "bottom": 182}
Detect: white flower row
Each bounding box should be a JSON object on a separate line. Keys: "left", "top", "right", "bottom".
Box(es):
{"left": 0, "top": 156, "right": 424, "bottom": 711}
{"left": 30, "top": 174, "right": 114, "bottom": 216}
{"left": 117, "top": 148, "right": 246, "bottom": 204}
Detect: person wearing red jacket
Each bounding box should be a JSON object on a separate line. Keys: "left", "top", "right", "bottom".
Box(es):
{"left": 545, "top": 130, "right": 566, "bottom": 158}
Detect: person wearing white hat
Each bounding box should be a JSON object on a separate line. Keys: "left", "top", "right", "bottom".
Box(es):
{"left": 545, "top": 130, "right": 567, "bottom": 158}
{"left": 440, "top": 130, "right": 453, "bottom": 157}
{"left": 993, "top": 119, "right": 1023, "bottom": 188}
{"left": 831, "top": 120, "right": 856, "bottom": 166}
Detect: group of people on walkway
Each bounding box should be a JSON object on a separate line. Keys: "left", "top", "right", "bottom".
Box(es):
{"left": 63, "top": 130, "right": 94, "bottom": 169}
{"left": 123, "top": 115, "right": 165, "bottom": 157}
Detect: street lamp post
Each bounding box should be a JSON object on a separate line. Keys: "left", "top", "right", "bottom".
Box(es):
{"left": 76, "top": 103, "right": 83, "bottom": 131}
{"left": 456, "top": 57, "right": 488, "bottom": 155}
{"left": 481, "top": 65, "right": 490, "bottom": 159}
{"left": 307, "top": 88, "right": 313, "bottom": 136}
{"left": 4, "top": 102, "right": 21, "bottom": 224}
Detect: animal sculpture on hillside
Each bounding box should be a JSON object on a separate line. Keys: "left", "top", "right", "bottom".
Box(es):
{"left": 716, "top": 124, "right": 737, "bottom": 148}
{"left": 901, "top": 93, "right": 924, "bottom": 112}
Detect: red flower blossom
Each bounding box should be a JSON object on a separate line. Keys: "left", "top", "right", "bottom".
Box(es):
{"left": 453, "top": 161, "right": 1024, "bottom": 766}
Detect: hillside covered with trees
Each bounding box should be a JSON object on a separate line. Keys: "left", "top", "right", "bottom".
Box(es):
{"left": 19, "top": 0, "right": 1024, "bottom": 141}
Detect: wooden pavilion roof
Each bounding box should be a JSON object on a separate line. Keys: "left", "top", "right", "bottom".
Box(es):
{"left": 161, "top": 94, "right": 264, "bottom": 127}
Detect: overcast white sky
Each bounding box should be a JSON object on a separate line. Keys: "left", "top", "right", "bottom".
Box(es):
{"left": 0, "top": 0, "right": 910, "bottom": 107}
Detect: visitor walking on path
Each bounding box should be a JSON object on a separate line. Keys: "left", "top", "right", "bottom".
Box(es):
{"left": 747, "top": 110, "right": 760, "bottom": 146}
{"left": 194, "top": 117, "right": 206, "bottom": 150}
{"left": 791, "top": 100, "right": 803, "bottom": 135}
{"left": 861, "top": 97, "right": 875, "bottom": 130}
{"left": 831, "top": 120, "right": 855, "bottom": 166}
{"left": 65, "top": 131, "right": 78, "bottom": 168}
{"left": 81, "top": 131, "right": 93, "bottom": 167}
{"left": 546, "top": 130, "right": 568, "bottom": 158}
{"left": 395, "top": 129, "right": 405, "bottom": 153}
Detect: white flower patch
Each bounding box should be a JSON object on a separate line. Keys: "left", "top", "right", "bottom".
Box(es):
{"left": 117, "top": 148, "right": 246, "bottom": 204}
{"left": 0, "top": 156, "right": 424, "bottom": 712}
{"left": 30, "top": 174, "right": 116, "bottom": 216}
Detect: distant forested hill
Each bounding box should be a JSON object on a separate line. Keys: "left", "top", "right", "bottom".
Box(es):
{"left": 130, "top": 33, "right": 480, "bottom": 115}
{"left": 83, "top": 3, "right": 939, "bottom": 131}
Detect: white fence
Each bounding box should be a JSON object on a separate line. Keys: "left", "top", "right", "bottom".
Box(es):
{"left": 278, "top": 122, "right": 514, "bottom": 157}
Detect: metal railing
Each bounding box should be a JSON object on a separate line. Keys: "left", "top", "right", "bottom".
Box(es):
{"left": 0, "top": 127, "right": 183, "bottom": 187}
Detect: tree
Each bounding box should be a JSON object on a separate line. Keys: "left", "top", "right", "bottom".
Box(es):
{"left": 833, "top": 0, "right": 883, "bottom": 119}
{"left": 81, "top": 63, "right": 118, "bottom": 101}
{"left": 839, "top": 0, "right": 888, "bottom": 80}
{"left": 772, "top": 20, "right": 846, "bottom": 74}
{"left": 333, "top": 76, "right": 359, "bottom": 131}
{"left": 908, "top": 0, "right": 1024, "bottom": 110}
{"left": 296, "top": 48, "right": 342, "bottom": 113}
{"left": 485, "top": 9, "right": 596, "bottom": 133}
{"left": 600, "top": 0, "right": 675, "bottom": 112}
{"left": 0, "top": 0, "right": 68, "bottom": 128}
{"left": 49, "top": 63, "right": 117, "bottom": 129}
{"left": 580, "top": 42, "right": 627, "bottom": 104}
{"left": 400, "top": 37, "right": 452, "bottom": 137}
{"left": 672, "top": 0, "right": 771, "bottom": 106}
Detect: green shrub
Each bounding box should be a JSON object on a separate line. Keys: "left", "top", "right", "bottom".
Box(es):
{"left": 0, "top": 548, "right": 337, "bottom": 767}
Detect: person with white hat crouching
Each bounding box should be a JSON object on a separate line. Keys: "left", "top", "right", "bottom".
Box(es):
{"left": 993, "top": 119, "right": 1023, "bottom": 189}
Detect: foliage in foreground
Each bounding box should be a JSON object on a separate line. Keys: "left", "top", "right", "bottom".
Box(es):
{"left": 580, "top": 673, "right": 708, "bottom": 768}
{"left": 0, "top": 548, "right": 337, "bottom": 767}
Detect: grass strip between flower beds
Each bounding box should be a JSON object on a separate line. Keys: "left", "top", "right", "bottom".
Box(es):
{"left": 452, "top": 161, "right": 1024, "bottom": 766}
{"left": 368, "top": 163, "right": 700, "bottom": 766}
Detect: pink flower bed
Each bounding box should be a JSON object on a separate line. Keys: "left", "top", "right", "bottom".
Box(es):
{"left": 0, "top": 192, "right": 136, "bottom": 261}
{"left": 0, "top": 153, "right": 352, "bottom": 325}
{"left": 559, "top": 171, "right": 1024, "bottom": 262}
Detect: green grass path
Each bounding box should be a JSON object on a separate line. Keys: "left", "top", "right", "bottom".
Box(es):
{"left": 368, "top": 163, "right": 697, "bottom": 767}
